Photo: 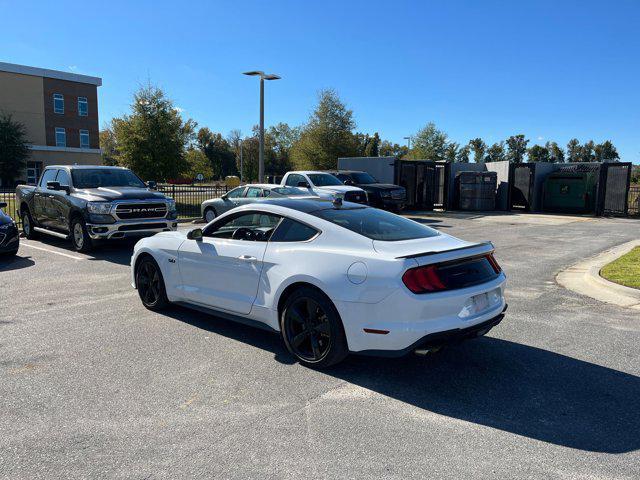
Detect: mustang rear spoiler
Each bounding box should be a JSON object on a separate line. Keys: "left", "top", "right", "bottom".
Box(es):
{"left": 395, "top": 241, "right": 495, "bottom": 260}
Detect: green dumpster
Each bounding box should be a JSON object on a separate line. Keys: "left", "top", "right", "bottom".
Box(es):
{"left": 543, "top": 172, "right": 597, "bottom": 214}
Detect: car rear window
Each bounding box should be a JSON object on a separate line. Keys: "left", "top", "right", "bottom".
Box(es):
{"left": 312, "top": 207, "right": 439, "bottom": 241}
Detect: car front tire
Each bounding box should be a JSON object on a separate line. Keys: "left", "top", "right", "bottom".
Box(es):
{"left": 71, "top": 217, "right": 93, "bottom": 253}
{"left": 135, "top": 256, "right": 170, "bottom": 311}
{"left": 204, "top": 207, "right": 216, "bottom": 223}
{"left": 280, "top": 287, "right": 349, "bottom": 369}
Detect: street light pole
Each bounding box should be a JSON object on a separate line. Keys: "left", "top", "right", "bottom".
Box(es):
{"left": 243, "top": 70, "right": 281, "bottom": 183}
{"left": 239, "top": 140, "right": 244, "bottom": 183}
{"left": 403, "top": 136, "right": 412, "bottom": 151}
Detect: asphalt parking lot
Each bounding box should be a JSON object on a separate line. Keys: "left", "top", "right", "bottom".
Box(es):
{"left": 1, "top": 212, "right": 639, "bottom": 479}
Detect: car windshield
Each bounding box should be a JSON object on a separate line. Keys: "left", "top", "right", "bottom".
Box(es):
{"left": 270, "top": 187, "right": 308, "bottom": 196}
{"left": 350, "top": 172, "right": 377, "bottom": 184}
{"left": 312, "top": 207, "right": 440, "bottom": 241}
{"left": 308, "top": 173, "right": 343, "bottom": 187}
{"left": 71, "top": 169, "right": 146, "bottom": 189}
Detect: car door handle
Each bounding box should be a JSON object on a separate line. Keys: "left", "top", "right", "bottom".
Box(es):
{"left": 237, "top": 255, "right": 257, "bottom": 262}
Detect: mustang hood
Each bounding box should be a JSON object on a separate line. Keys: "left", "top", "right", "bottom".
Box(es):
{"left": 74, "top": 187, "right": 168, "bottom": 202}
{"left": 373, "top": 234, "right": 494, "bottom": 265}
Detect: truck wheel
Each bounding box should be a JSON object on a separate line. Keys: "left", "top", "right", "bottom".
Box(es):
{"left": 21, "top": 208, "right": 39, "bottom": 239}
{"left": 71, "top": 217, "right": 93, "bottom": 253}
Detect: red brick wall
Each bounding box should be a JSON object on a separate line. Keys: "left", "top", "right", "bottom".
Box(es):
{"left": 43, "top": 78, "right": 99, "bottom": 149}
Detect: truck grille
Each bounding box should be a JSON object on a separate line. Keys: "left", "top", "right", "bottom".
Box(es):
{"left": 391, "top": 189, "right": 406, "bottom": 200}
{"left": 344, "top": 191, "right": 367, "bottom": 204}
{"left": 114, "top": 203, "right": 167, "bottom": 220}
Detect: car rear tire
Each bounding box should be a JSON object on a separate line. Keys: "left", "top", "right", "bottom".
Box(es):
{"left": 21, "top": 208, "right": 39, "bottom": 239}
{"left": 136, "top": 256, "right": 170, "bottom": 311}
{"left": 71, "top": 217, "right": 93, "bottom": 253}
{"left": 204, "top": 207, "right": 216, "bottom": 223}
{"left": 280, "top": 287, "right": 348, "bottom": 369}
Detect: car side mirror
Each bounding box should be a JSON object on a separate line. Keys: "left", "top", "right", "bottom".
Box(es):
{"left": 297, "top": 181, "right": 311, "bottom": 188}
{"left": 47, "top": 181, "right": 61, "bottom": 191}
{"left": 344, "top": 179, "right": 355, "bottom": 186}
{"left": 187, "top": 228, "right": 203, "bottom": 241}
{"left": 0, "top": 202, "right": 7, "bottom": 209}
{"left": 147, "top": 181, "right": 157, "bottom": 190}
{"left": 221, "top": 193, "right": 228, "bottom": 200}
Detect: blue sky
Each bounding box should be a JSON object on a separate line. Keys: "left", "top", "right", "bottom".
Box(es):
{"left": 1, "top": 0, "right": 639, "bottom": 162}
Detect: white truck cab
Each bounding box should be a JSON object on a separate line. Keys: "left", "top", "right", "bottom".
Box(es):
{"left": 281, "top": 171, "right": 368, "bottom": 204}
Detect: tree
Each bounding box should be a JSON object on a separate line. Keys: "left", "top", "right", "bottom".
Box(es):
{"left": 99, "top": 126, "right": 119, "bottom": 166}
{"left": 379, "top": 140, "right": 408, "bottom": 158}
{"left": 197, "top": 127, "right": 237, "bottom": 179}
{"left": 486, "top": 142, "right": 506, "bottom": 162}
{"left": 527, "top": 144, "right": 550, "bottom": 163}
{"left": 445, "top": 142, "right": 459, "bottom": 163}
{"left": 456, "top": 145, "right": 471, "bottom": 163}
{"left": 545, "top": 141, "right": 565, "bottom": 163}
{"left": 409, "top": 123, "right": 449, "bottom": 161}
{"left": 580, "top": 140, "right": 595, "bottom": 162}
{"left": 264, "top": 122, "right": 300, "bottom": 176}
{"left": 505, "top": 134, "right": 529, "bottom": 163}
{"left": 185, "top": 148, "right": 213, "bottom": 181}
{"left": 594, "top": 140, "right": 619, "bottom": 162}
{"left": 112, "top": 85, "right": 196, "bottom": 181}
{"left": 291, "top": 89, "right": 358, "bottom": 170}
{"left": 567, "top": 138, "right": 581, "bottom": 162}
{"left": 0, "top": 114, "right": 30, "bottom": 186}
{"left": 468, "top": 138, "right": 487, "bottom": 163}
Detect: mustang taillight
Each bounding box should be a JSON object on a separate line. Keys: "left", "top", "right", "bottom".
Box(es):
{"left": 402, "top": 253, "right": 502, "bottom": 294}
{"left": 401, "top": 265, "right": 447, "bottom": 294}
{"left": 486, "top": 253, "right": 502, "bottom": 274}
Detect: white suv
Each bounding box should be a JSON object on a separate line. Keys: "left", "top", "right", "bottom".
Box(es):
{"left": 281, "top": 171, "right": 368, "bottom": 204}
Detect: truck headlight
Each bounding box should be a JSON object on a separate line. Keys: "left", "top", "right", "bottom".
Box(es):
{"left": 381, "top": 191, "right": 391, "bottom": 198}
{"left": 166, "top": 199, "right": 176, "bottom": 211}
{"left": 87, "top": 202, "right": 113, "bottom": 214}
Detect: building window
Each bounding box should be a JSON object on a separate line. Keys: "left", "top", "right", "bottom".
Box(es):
{"left": 53, "top": 93, "right": 64, "bottom": 114}
{"left": 27, "top": 162, "right": 43, "bottom": 185}
{"left": 78, "top": 97, "right": 88, "bottom": 116}
{"left": 55, "top": 127, "right": 66, "bottom": 147}
{"left": 79, "top": 129, "right": 90, "bottom": 148}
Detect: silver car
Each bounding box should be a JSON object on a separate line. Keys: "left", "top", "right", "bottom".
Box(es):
{"left": 200, "top": 184, "right": 316, "bottom": 223}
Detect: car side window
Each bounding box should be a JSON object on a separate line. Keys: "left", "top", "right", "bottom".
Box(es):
{"left": 285, "top": 174, "right": 304, "bottom": 187}
{"left": 246, "top": 187, "right": 262, "bottom": 198}
{"left": 226, "top": 187, "right": 244, "bottom": 199}
{"left": 270, "top": 218, "right": 319, "bottom": 242}
{"left": 204, "top": 212, "right": 281, "bottom": 241}
{"left": 39, "top": 169, "right": 59, "bottom": 188}
{"left": 55, "top": 169, "right": 71, "bottom": 187}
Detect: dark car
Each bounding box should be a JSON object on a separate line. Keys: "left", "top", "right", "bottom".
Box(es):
{"left": 327, "top": 170, "right": 406, "bottom": 211}
{"left": 0, "top": 202, "right": 20, "bottom": 257}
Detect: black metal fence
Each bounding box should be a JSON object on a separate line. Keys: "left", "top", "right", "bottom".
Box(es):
{"left": 157, "top": 184, "right": 229, "bottom": 219}
{"left": 629, "top": 185, "right": 640, "bottom": 216}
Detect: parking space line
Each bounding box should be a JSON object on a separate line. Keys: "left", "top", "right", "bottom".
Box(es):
{"left": 20, "top": 242, "right": 84, "bottom": 260}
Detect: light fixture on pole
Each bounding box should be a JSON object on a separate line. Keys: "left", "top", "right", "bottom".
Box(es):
{"left": 243, "top": 70, "right": 281, "bottom": 183}
{"left": 403, "top": 136, "right": 412, "bottom": 150}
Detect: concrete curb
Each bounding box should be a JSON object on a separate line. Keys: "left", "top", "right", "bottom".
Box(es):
{"left": 556, "top": 240, "right": 640, "bottom": 310}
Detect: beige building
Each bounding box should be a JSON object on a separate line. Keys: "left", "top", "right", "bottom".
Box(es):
{"left": 0, "top": 62, "right": 102, "bottom": 185}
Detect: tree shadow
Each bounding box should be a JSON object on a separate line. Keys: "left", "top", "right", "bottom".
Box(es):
{"left": 404, "top": 216, "right": 452, "bottom": 228}
{"left": 0, "top": 254, "right": 35, "bottom": 271}
{"left": 161, "top": 305, "right": 640, "bottom": 453}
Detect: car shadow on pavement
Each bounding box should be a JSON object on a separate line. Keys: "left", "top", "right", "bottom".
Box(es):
{"left": 0, "top": 255, "right": 35, "bottom": 271}
{"left": 24, "top": 235, "right": 135, "bottom": 266}
{"left": 404, "top": 217, "right": 453, "bottom": 228}
{"left": 161, "top": 305, "right": 640, "bottom": 454}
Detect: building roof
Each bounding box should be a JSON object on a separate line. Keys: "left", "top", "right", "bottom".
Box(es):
{"left": 0, "top": 62, "right": 102, "bottom": 86}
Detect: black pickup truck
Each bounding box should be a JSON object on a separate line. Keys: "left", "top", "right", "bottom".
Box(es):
{"left": 16, "top": 165, "right": 178, "bottom": 252}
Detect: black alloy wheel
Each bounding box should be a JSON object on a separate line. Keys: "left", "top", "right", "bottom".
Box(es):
{"left": 281, "top": 287, "right": 348, "bottom": 368}
{"left": 136, "top": 257, "right": 169, "bottom": 310}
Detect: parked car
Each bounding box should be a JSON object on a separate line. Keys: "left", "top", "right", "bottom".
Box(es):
{"left": 131, "top": 198, "right": 507, "bottom": 368}
{"left": 327, "top": 170, "right": 406, "bottom": 211}
{"left": 0, "top": 202, "right": 20, "bottom": 257}
{"left": 16, "top": 165, "right": 178, "bottom": 252}
{"left": 281, "top": 171, "right": 368, "bottom": 204}
{"left": 201, "top": 184, "right": 317, "bottom": 223}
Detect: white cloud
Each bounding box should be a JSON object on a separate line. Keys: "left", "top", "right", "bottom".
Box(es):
{"left": 537, "top": 136, "right": 544, "bottom": 141}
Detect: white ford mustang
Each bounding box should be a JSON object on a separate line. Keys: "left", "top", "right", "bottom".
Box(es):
{"left": 131, "top": 198, "right": 507, "bottom": 368}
